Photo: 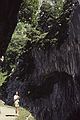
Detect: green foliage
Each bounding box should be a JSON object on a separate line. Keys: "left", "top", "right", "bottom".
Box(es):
{"left": 37, "top": 0, "right": 64, "bottom": 32}
{"left": 5, "top": 22, "right": 27, "bottom": 72}
{"left": 38, "top": 1, "right": 55, "bottom": 32}
{"left": 8, "top": 22, "right": 27, "bottom": 55}
{"left": 5, "top": 21, "right": 46, "bottom": 72}
{"left": 4, "top": 0, "right": 64, "bottom": 73}
{"left": 19, "top": 0, "right": 39, "bottom": 25}
{"left": 54, "top": 0, "right": 64, "bottom": 18}
{"left": 0, "top": 71, "right": 7, "bottom": 86}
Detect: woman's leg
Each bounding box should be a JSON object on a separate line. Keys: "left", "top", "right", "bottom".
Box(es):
{"left": 16, "top": 107, "right": 19, "bottom": 115}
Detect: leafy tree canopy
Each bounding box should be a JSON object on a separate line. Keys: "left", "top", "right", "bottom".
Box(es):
{"left": 1, "top": 0, "right": 64, "bottom": 74}
{"left": 19, "top": 0, "right": 39, "bottom": 25}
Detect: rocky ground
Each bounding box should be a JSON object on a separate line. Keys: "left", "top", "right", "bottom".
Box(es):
{"left": 0, "top": 101, "right": 17, "bottom": 120}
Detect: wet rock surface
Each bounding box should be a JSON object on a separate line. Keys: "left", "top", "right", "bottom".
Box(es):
{"left": 1, "top": 0, "right": 80, "bottom": 120}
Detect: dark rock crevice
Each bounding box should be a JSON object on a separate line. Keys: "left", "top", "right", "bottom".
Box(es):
{"left": 0, "top": 0, "right": 22, "bottom": 57}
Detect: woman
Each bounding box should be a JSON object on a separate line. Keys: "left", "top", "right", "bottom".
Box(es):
{"left": 14, "top": 91, "right": 20, "bottom": 115}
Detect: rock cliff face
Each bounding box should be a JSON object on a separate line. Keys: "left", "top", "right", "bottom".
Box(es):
{"left": 0, "top": 0, "right": 22, "bottom": 58}
{"left": 1, "top": 0, "right": 80, "bottom": 120}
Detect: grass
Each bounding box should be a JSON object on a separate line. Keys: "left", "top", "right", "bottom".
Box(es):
{"left": 16, "top": 107, "right": 36, "bottom": 120}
